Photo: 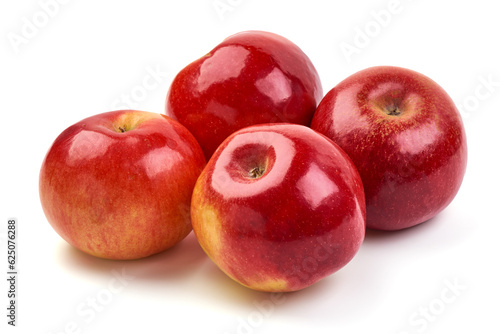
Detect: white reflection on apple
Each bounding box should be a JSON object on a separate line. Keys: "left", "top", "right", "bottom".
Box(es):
{"left": 197, "top": 46, "right": 250, "bottom": 92}
{"left": 255, "top": 67, "right": 293, "bottom": 105}
{"left": 204, "top": 99, "right": 238, "bottom": 125}
{"left": 139, "top": 147, "right": 182, "bottom": 179}
{"left": 396, "top": 121, "right": 440, "bottom": 155}
{"left": 296, "top": 163, "right": 339, "bottom": 210}
{"left": 67, "top": 130, "right": 111, "bottom": 167}
{"left": 211, "top": 131, "right": 296, "bottom": 199}
{"left": 332, "top": 83, "right": 370, "bottom": 135}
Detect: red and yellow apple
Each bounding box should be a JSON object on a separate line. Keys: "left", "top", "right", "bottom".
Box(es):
{"left": 191, "top": 124, "right": 366, "bottom": 292}
{"left": 165, "top": 30, "right": 323, "bottom": 159}
{"left": 311, "top": 66, "right": 467, "bottom": 231}
{"left": 39, "top": 110, "right": 206, "bottom": 260}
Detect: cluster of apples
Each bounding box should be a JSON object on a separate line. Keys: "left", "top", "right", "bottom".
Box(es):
{"left": 39, "top": 31, "right": 467, "bottom": 292}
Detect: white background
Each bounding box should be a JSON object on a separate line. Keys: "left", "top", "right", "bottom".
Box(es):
{"left": 1, "top": 0, "right": 499, "bottom": 333}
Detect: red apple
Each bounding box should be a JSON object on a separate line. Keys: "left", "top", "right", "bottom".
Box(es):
{"left": 311, "top": 66, "right": 467, "bottom": 231}
{"left": 165, "top": 30, "right": 323, "bottom": 159}
{"left": 39, "top": 110, "right": 206, "bottom": 260}
{"left": 191, "top": 124, "right": 365, "bottom": 292}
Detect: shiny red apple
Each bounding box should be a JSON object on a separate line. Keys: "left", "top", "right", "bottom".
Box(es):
{"left": 39, "top": 110, "right": 206, "bottom": 259}
{"left": 191, "top": 124, "right": 366, "bottom": 292}
{"left": 165, "top": 30, "right": 323, "bottom": 159}
{"left": 311, "top": 66, "right": 467, "bottom": 231}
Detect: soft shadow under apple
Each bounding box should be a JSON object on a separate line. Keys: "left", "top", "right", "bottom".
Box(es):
{"left": 54, "top": 231, "right": 209, "bottom": 283}
{"left": 362, "top": 208, "right": 471, "bottom": 254}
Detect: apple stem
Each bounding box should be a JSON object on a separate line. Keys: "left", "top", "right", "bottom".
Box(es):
{"left": 386, "top": 106, "right": 401, "bottom": 116}
{"left": 118, "top": 126, "right": 126, "bottom": 133}
{"left": 249, "top": 166, "right": 265, "bottom": 178}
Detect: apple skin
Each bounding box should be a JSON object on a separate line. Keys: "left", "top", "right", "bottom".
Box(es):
{"left": 311, "top": 66, "right": 467, "bottom": 231}
{"left": 165, "top": 30, "right": 323, "bottom": 160}
{"left": 191, "top": 124, "right": 365, "bottom": 292}
{"left": 39, "top": 110, "right": 206, "bottom": 260}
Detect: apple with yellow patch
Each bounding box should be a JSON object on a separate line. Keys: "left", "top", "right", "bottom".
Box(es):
{"left": 191, "top": 124, "right": 366, "bottom": 292}
{"left": 39, "top": 110, "right": 205, "bottom": 260}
